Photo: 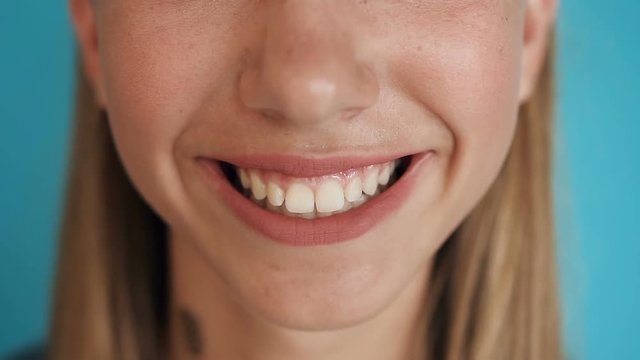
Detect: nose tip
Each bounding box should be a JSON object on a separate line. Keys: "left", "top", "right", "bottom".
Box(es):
{"left": 240, "top": 60, "right": 379, "bottom": 124}
{"left": 238, "top": 4, "right": 379, "bottom": 126}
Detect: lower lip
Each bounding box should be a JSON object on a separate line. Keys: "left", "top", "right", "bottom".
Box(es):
{"left": 197, "top": 151, "right": 434, "bottom": 247}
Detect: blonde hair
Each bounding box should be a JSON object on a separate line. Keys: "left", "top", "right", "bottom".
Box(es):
{"left": 50, "top": 40, "right": 562, "bottom": 360}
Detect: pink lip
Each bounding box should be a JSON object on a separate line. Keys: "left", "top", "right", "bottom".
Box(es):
{"left": 197, "top": 151, "right": 434, "bottom": 247}
{"left": 210, "top": 151, "right": 419, "bottom": 178}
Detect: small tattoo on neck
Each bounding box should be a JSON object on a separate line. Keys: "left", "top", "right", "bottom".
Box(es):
{"left": 179, "top": 308, "right": 203, "bottom": 356}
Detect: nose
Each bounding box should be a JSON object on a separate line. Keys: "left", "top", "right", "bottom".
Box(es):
{"left": 239, "top": 2, "right": 379, "bottom": 127}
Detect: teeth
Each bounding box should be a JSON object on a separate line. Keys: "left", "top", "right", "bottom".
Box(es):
{"left": 334, "top": 200, "right": 353, "bottom": 213}
{"left": 352, "top": 194, "right": 368, "bottom": 207}
{"left": 267, "top": 182, "right": 285, "bottom": 207}
{"left": 378, "top": 164, "right": 391, "bottom": 185}
{"left": 285, "top": 183, "right": 315, "bottom": 213}
{"left": 238, "top": 168, "right": 251, "bottom": 189}
{"left": 315, "top": 179, "right": 345, "bottom": 213}
{"left": 250, "top": 172, "right": 267, "bottom": 200}
{"left": 344, "top": 176, "right": 363, "bottom": 202}
{"left": 363, "top": 167, "right": 380, "bottom": 196}
{"left": 231, "top": 158, "right": 405, "bottom": 218}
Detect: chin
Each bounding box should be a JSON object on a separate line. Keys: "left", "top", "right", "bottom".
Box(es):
{"left": 238, "top": 271, "right": 395, "bottom": 331}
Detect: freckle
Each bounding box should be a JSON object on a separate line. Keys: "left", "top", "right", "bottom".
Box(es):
{"left": 416, "top": 45, "right": 423, "bottom": 52}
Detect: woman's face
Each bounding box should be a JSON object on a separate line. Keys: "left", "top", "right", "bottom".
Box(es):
{"left": 76, "top": 0, "right": 549, "bottom": 329}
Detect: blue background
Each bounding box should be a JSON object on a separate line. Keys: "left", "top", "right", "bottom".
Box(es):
{"left": 1, "top": 0, "right": 638, "bottom": 358}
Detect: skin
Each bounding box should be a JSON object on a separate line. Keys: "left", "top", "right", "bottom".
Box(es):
{"left": 70, "top": 0, "right": 556, "bottom": 359}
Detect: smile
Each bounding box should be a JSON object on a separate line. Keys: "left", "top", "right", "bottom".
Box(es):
{"left": 197, "top": 151, "right": 434, "bottom": 246}
{"left": 221, "top": 156, "right": 407, "bottom": 218}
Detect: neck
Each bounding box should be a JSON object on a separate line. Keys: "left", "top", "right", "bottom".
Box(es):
{"left": 168, "top": 230, "right": 431, "bottom": 360}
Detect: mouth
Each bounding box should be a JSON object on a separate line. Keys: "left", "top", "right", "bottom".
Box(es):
{"left": 197, "top": 151, "right": 434, "bottom": 246}
{"left": 218, "top": 155, "right": 413, "bottom": 219}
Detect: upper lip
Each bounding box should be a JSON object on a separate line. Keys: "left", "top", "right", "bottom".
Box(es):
{"left": 198, "top": 151, "right": 421, "bottom": 178}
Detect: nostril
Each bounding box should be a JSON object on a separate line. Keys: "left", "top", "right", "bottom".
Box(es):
{"left": 238, "top": 32, "right": 379, "bottom": 126}
{"left": 259, "top": 108, "right": 287, "bottom": 122}
{"left": 343, "top": 107, "right": 365, "bottom": 121}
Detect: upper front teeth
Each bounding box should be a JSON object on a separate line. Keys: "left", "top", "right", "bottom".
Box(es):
{"left": 235, "top": 160, "right": 400, "bottom": 218}
{"left": 315, "top": 179, "right": 345, "bottom": 213}
{"left": 267, "top": 182, "right": 285, "bottom": 207}
{"left": 285, "top": 183, "right": 315, "bottom": 213}
{"left": 344, "top": 176, "right": 363, "bottom": 202}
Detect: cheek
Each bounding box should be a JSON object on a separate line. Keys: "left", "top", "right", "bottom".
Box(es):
{"left": 386, "top": 6, "right": 524, "bottom": 227}
{"left": 422, "top": 37, "right": 522, "bottom": 178}
{"left": 96, "top": 13, "right": 213, "bottom": 227}
{"left": 95, "top": 0, "right": 257, "bottom": 227}
{"left": 392, "top": 20, "right": 522, "bottom": 148}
